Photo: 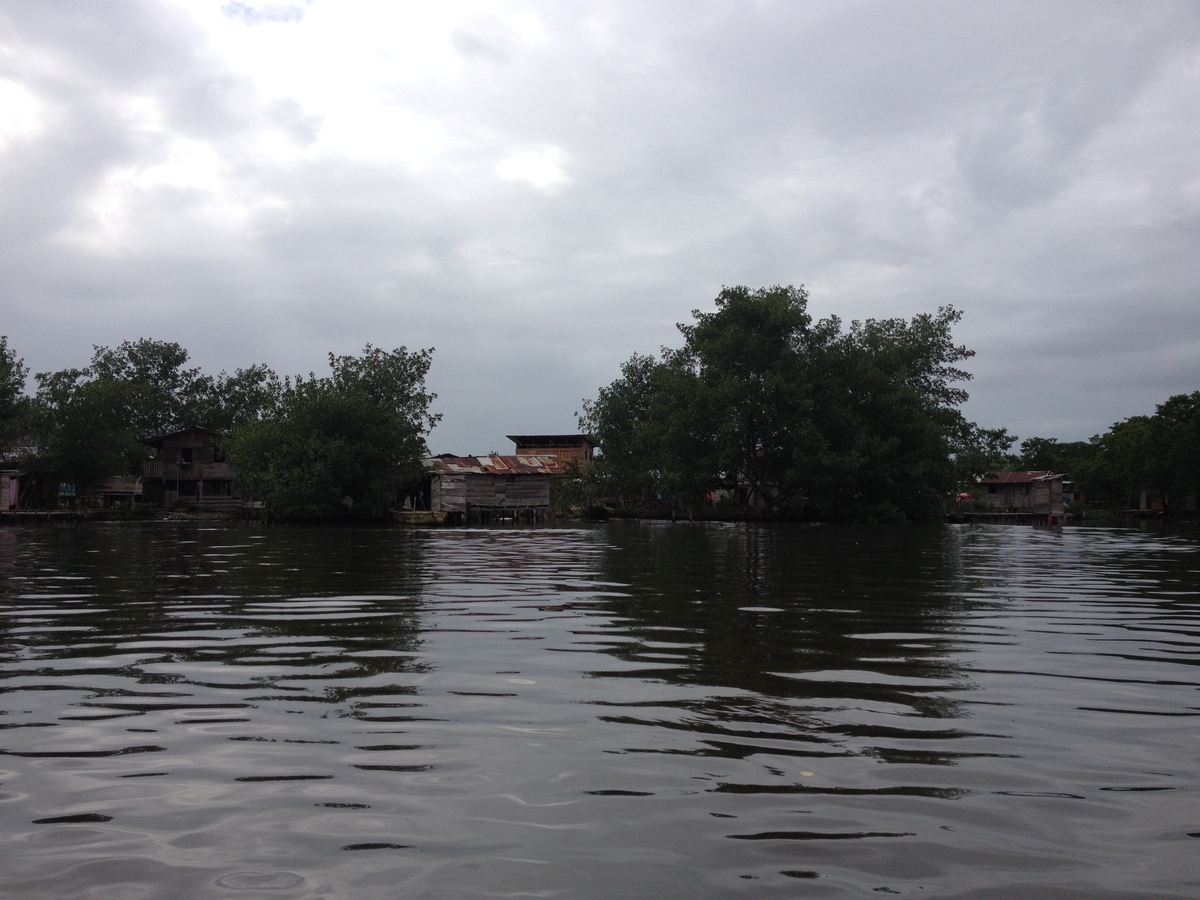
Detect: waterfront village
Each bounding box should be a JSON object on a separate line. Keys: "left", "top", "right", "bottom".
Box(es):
{"left": 0, "top": 423, "right": 1166, "bottom": 526}
{"left": 2, "top": 296, "right": 1196, "bottom": 527}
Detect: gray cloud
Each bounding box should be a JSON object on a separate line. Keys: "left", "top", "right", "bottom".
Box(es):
{"left": 222, "top": 2, "right": 306, "bottom": 26}
{"left": 1, "top": 0, "right": 1197, "bottom": 452}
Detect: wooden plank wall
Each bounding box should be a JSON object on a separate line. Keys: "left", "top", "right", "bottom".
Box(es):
{"left": 464, "top": 474, "right": 551, "bottom": 509}
{"left": 432, "top": 474, "right": 468, "bottom": 513}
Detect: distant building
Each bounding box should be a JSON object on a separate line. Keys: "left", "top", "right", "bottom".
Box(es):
{"left": 90, "top": 475, "right": 142, "bottom": 508}
{"left": 425, "top": 454, "right": 564, "bottom": 521}
{"left": 977, "top": 470, "right": 1065, "bottom": 517}
{"left": 142, "top": 427, "right": 237, "bottom": 510}
{"left": 506, "top": 434, "right": 595, "bottom": 471}
{"left": 1, "top": 468, "right": 20, "bottom": 510}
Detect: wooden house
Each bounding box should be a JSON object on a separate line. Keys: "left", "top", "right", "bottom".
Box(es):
{"left": 425, "top": 454, "right": 564, "bottom": 522}
{"left": 142, "top": 427, "right": 237, "bottom": 510}
{"left": 506, "top": 434, "right": 595, "bottom": 471}
{"left": 90, "top": 475, "right": 142, "bottom": 508}
{"left": 977, "top": 471, "right": 1065, "bottom": 517}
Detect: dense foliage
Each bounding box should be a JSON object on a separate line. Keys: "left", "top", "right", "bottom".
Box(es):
{"left": 5, "top": 321, "right": 1194, "bottom": 520}
{"left": 2, "top": 336, "right": 436, "bottom": 519}
{"left": 0, "top": 336, "right": 31, "bottom": 455}
{"left": 230, "top": 346, "right": 438, "bottom": 521}
{"left": 1020, "top": 390, "right": 1200, "bottom": 512}
{"left": 19, "top": 340, "right": 284, "bottom": 495}
{"left": 580, "top": 286, "right": 1011, "bottom": 522}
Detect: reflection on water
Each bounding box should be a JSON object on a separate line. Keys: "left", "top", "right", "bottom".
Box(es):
{"left": 1, "top": 521, "right": 1198, "bottom": 898}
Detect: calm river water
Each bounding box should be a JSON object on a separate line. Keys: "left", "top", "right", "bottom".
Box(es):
{"left": 0, "top": 521, "right": 1197, "bottom": 898}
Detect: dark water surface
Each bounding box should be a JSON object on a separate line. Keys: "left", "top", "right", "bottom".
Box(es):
{"left": 1, "top": 521, "right": 1198, "bottom": 898}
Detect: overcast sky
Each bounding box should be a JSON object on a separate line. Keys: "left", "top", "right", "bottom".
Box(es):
{"left": 2, "top": 0, "right": 1198, "bottom": 453}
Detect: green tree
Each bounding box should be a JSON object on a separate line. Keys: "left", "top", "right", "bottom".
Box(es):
{"left": 28, "top": 339, "right": 220, "bottom": 493}
{"left": 679, "top": 285, "right": 813, "bottom": 509}
{"left": 190, "top": 364, "right": 283, "bottom": 432}
{"left": 87, "top": 339, "right": 212, "bottom": 437}
{"left": 1151, "top": 391, "right": 1200, "bottom": 509}
{"left": 1081, "top": 415, "right": 1156, "bottom": 507}
{"left": 34, "top": 375, "right": 148, "bottom": 493}
{"left": 0, "top": 336, "right": 30, "bottom": 453}
{"left": 231, "top": 345, "right": 439, "bottom": 521}
{"left": 582, "top": 288, "right": 985, "bottom": 522}
{"left": 801, "top": 307, "right": 981, "bottom": 521}
{"left": 1018, "top": 436, "right": 1094, "bottom": 481}
{"left": 579, "top": 353, "right": 670, "bottom": 503}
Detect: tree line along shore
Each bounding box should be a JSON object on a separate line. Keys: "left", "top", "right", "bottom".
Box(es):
{"left": 2, "top": 286, "right": 1197, "bottom": 523}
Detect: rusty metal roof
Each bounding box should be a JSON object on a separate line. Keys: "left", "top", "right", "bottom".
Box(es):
{"left": 425, "top": 454, "right": 565, "bottom": 476}
{"left": 978, "top": 470, "right": 1064, "bottom": 485}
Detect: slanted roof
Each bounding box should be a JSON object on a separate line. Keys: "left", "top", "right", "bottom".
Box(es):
{"left": 978, "top": 470, "right": 1064, "bottom": 485}
{"left": 425, "top": 454, "right": 564, "bottom": 476}
{"left": 145, "top": 426, "right": 226, "bottom": 447}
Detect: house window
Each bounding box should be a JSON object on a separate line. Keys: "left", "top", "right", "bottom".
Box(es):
{"left": 213, "top": 443, "right": 226, "bottom": 463}
{"left": 987, "top": 485, "right": 997, "bottom": 494}
{"left": 179, "top": 447, "right": 193, "bottom": 466}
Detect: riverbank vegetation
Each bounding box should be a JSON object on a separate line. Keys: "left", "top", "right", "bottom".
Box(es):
{"left": 1017, "top": 390, "right": 1200, "bottom": 516}
{"left": 0, "top": 337, "right": 437, "bottom": 521}
{"left": 232, "top": 347, "right": 438, "bottom": 521}
{"left": 2, "top": 282, "right": 1196, "bottom": 522}
{"left": 579, "top": 285, "right": 1013, "bottom": 522}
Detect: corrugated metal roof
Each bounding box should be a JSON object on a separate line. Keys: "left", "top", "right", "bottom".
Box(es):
{"left": 425, "top": 454, "right": 565, "bottom": 476}
{"left": 979, "top": 470, "right": 1064, "bottom": 485}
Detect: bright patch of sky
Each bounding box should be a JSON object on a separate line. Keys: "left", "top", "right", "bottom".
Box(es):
{"left": 2, "top": 0, "right": 1198, "bottom": 452}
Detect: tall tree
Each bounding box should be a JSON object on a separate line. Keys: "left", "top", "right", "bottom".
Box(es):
{"left": 579, "top": 353, "right": 668, "bottom": 502}
{"left": 1019, "top": 436, "right": 1093, "bottom": 478}
{"left": 1151, "top": 391, "right": 1200, "bottom": 509}
{"left": 32, "top": 373, "right": 147, "bottom": 493}
{"left": 190, "top": 364, "right": 283, "bottom": 432}
{"left": 679, "top": 285, "right": 813, "bottom": 508}
{"left": 231, "top": 345, "right": 439, "bottom": 521}
{"left": 29, "top": 339, "right": 219, "bottom": 492}
{"left": 582, "top": 288, "right": 986, "bottom": 521}
{"left": 0, "top": 336, "right": 30, "bottom": 453}
{"left": 87, "top": 339, "right": 211, "bottom": 437}
{"left": 807, "top": 307, "right": 978, "bottom": 521}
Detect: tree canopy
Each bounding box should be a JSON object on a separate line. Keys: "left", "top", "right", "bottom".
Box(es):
{"left": 0, "top": 335, "right": 30, "bottom": 454}
{"left": 230, "top": 345, "right": 438, "bottom": 521}
{"left": 7, "top": 338, "right": 435, "bottom": 517}
{"left": 581, "top": 286, "right": 1005, "bottom": 522}
{"left": 1021, "top": 390, "right": 1200, "bottom": 512}
{"left": 27, "top": 340, "right": 213, "bottom": 492}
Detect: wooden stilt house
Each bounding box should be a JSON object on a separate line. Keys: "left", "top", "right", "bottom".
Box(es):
{"left": 425, "top": 454, "right": 564, "bottom": 522}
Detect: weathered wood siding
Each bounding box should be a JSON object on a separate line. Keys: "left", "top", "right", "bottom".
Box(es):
{"left": 464, "top": 473, "right": 551, "bottom": 509}
{"left": 431, "top": 473, "right": 551, "bottom": 514}
{"left": 142, "top": 429, "right": 235, "bottom": 508}
{"left": 431, "top": 473, "right": 468, "bottom": 514}
{"left": 981, "top": 479, "right": 1064, "bottom": 515}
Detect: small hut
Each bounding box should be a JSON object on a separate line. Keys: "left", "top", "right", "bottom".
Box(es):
{"left": 425, "top": 454, "right": 563, "bottom": 522}
{"left": 977, "top": 471, "right": 1065, "bottom": 517}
